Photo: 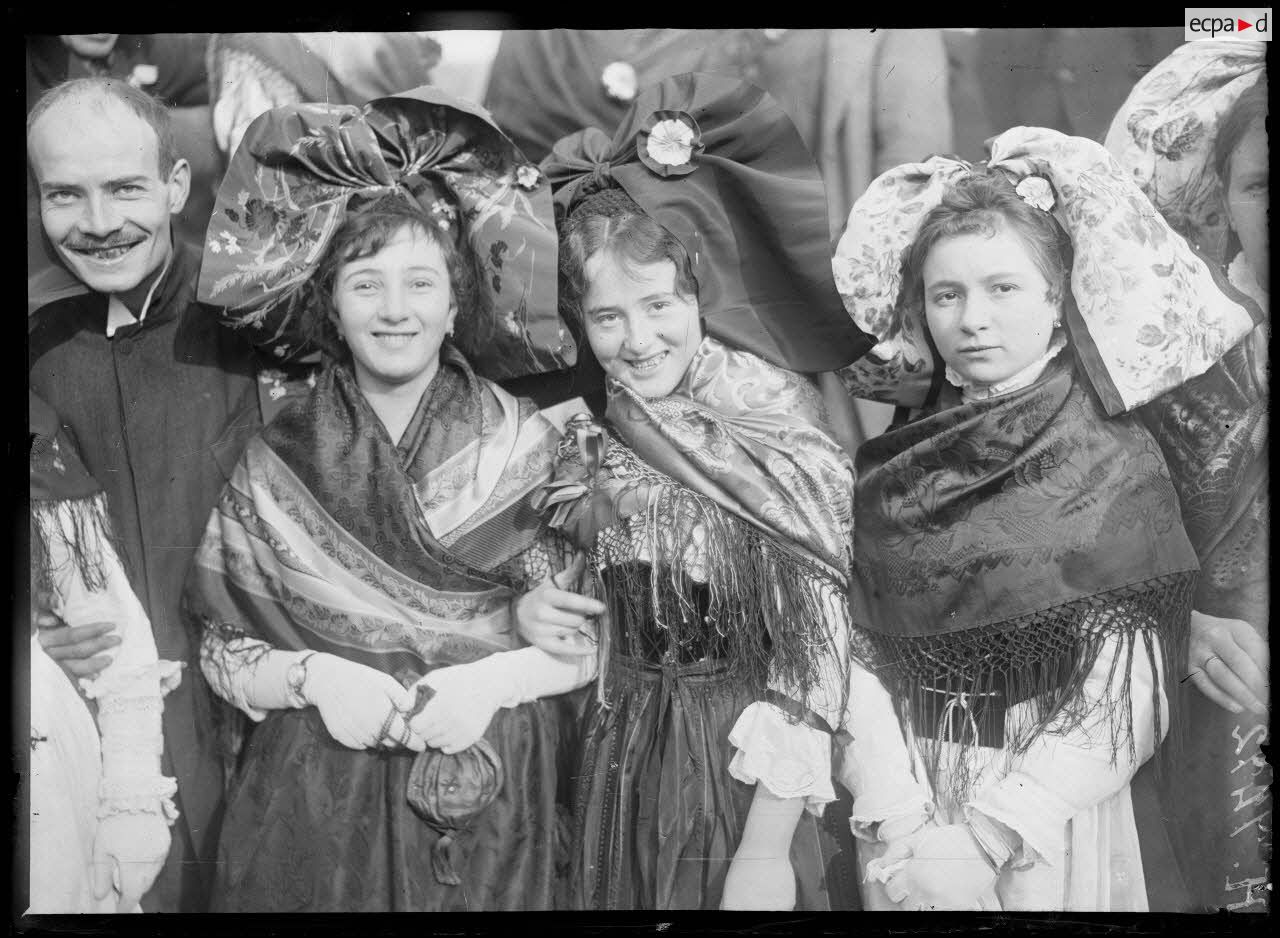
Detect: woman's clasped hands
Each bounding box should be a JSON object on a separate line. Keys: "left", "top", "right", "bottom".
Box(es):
{"left": 305, "top": 553, "right": 605, "bottom": 755}
{"left": 871, "top": 822, "right": 1001, "bottom": 911}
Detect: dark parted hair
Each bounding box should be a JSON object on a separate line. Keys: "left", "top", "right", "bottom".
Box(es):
{"left": 558, "top": 187, "right": 699, "bottom": 326}
{"left": 27, "top": 76, "right": 180, "bottom": 177}
{"left": 307, "top": 191, "right": 482, "bottom": 358}
{"left": 900, "top": 169, "right": 1074, "bottom": 314}
{"left": 1214, "top": 76, "right": 1269, "bottom": 189}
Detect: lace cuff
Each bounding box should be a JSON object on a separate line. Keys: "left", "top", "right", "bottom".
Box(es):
{"left": 965, "top": 772, "right": 1066, "bottom": 869}
{"left": 964, "top": 806, "right": 1033, "bottom": 872}
{"left": 728, "top": 701, "right": 835, "bottom": 814}
{"left": 849, "top": 800, "right": 934, "bottom": 844}
{"left": 98, "top": 775, "right": 179, "bottom": 824}
{"left": 84, "top": 660, "right": 184, "bottom": 701}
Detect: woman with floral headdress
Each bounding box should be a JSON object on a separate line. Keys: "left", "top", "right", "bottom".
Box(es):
{"left": 1107, "top": 41, "right": 1269, "bottom": 912}
{"left": 183, "top": 87, "right": 604, "bottom": 912}
{"left": 523, "top": 72, "right": 886, "bottom": 910}
{"left": 829, "top": 126, "right": 1260, "bottom": 910}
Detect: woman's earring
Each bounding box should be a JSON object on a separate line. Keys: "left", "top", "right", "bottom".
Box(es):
{"left": 1052, "top": 318, "right": 1063, "bottom": 329}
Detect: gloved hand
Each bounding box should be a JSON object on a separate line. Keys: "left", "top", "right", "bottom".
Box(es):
{"left": 302, "top": 653, "right": 422, "bottom": 751}
{"left": 91, "top": 812, "right": 170, "bottom": 913}
{"left": 881, "top": 823, "right": 999, "bottom": 910}
{"left": 405, "top": 664, "right": 504, "bottom": 755}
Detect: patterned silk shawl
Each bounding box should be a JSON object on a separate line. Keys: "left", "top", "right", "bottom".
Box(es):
{"left": 851, "top": 355, "right": 1200, "bottom": 794}
{"left": 186, "top": 345, "right": 562, "bottom": 685}
{"left": 542, "top": 336, "right": 854, "bottom": 721}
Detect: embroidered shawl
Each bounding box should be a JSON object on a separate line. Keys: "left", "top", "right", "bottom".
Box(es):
{"left": 539, "top": 337, "right": 853, "bottom": 720}
{"left": 185, "top": 346, "right": 562, "bottom": 685}
{"left": 851, "top": 355, "right": 1200, "bottom": 795}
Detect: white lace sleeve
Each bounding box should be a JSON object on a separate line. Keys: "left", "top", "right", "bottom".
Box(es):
{"left": 40, "top": 497, "right": 180, "bottom": 824}
{"left": 728, "top": 575, "right": 850, "bottom": 813}
{"left": 839, "top": 660, "right": 934, "bottom": 843}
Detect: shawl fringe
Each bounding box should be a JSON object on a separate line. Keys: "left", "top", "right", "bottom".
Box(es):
{"left": 580, "top": 442, "right": 847, "bottom": 723}
{"left": 855, "top": 571, "right": 1195, "bottom": 803}
{"left": 30, "top": 493, "right": 118, "bottom": 600}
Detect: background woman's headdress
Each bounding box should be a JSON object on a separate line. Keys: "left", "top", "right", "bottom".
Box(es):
{"left": 198, "top": 85, "right": 576, "bottom": 381}
{"left": 1104, "top": 40, "right": 1266, "bottom": 263}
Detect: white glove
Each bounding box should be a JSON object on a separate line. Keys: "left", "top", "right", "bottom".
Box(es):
{"left": 92, "top": 812, "right": 171, "bottom": 913}
{"left": 406, "top": 646, "right": 596, "bottom": 754}
{"left": 302, "top": 653, "right": 422, "bottom": 751}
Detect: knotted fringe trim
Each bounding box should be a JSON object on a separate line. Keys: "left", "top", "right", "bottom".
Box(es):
{"left": 30, "top": 493, "right": 118, "bottom": 599}
{"left": 853, "top": 571, "right": 1195, "bottom": 804}
{"left": 590, "top": 475, "right": 851, "bottom": 726}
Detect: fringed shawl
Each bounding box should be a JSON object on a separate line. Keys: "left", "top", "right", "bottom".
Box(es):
{"left": 185, "top": 345, "right": 562, "bottom": 685}
{"left": 850, "top": 355, "right": 1200, "bottom": 798}
{"left": 541, "top": 337, "right": 853, "bottom": 720}
{"left": 30, "top": 390, "right": 116, "bottom": 602}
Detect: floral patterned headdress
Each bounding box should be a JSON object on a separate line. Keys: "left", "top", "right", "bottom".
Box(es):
{"left": 197, "top": 85, "right": 576, "bottom": 381}
{"left": 1104, "top": 41, "right": 1266, "bottom": 264}
{"left": 832, "top": 126, "right": 1262, "bottom": 415}
{"left": 540, "top": 71, "right": 875, "bottom": 373}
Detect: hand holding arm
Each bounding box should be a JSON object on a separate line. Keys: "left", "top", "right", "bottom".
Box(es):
{"left": 514, "top": 551, "right": 606, "bottom": 657}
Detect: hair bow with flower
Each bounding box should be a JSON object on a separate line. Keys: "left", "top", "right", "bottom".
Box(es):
{"left": 1014, "top": 175, "right": 1055, "bottom": 212}
{"left": 540, "top": 71, "right": 874, "bottom": 373}
{"left": 637, "top": 110, "right": 704, "bottom": 177}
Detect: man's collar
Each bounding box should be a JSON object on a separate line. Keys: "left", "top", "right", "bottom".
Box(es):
{"left": 105, "top": 250, "right": 173, "bottom": 338}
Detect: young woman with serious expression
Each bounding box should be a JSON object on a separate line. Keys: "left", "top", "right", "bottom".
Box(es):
{"left": 922, "top": 222, "right": 1061, "bottom": 389}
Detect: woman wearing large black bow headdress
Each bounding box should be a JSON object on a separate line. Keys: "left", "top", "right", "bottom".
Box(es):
{"left": 185, "top": 87, "right": 604, "bottom": 911}
{"left": 524, "top": 72, "right": 883, "bottom": 910}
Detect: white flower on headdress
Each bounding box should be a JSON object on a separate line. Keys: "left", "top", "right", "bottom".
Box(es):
{"left": 516, "top": 165, "right": 540, "bottom": 190}
{"left": 207, "top": 238, "right": 222, "bottom": 255}
{"left": 128, "top": 64, "right": 158, "bottom": 89}
{"left": 646, "top": 119, "right": 697, "bottom": 168}
{"left": 602, "top": 61, "right": 638, "bottom": 103}
{"left": 430, "top": 199, "right": 456, "bottom": 230}
{"left": 219, "top": 231, "right": 242, "bottom": 256}
{"left": 1015, "top": 175, "right": 1055, "bottom": 213}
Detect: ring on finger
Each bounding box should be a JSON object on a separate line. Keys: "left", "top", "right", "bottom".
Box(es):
{"left": 1202, "top": 654, "right": 1223, "bottom": 671}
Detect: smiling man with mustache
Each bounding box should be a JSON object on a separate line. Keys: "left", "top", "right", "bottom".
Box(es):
{"left": 27, "top": 77, "right": 305, "bottom": 913}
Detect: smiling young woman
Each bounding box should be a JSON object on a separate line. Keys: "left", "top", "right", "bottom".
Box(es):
{"left": 527, "top": 74, "right": 879, "bottom": 912}
{"left": 184, "top": 87, "right": 605, "bottom": 913}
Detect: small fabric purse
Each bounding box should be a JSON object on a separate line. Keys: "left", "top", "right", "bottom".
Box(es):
{"left": 403, "top": 683, "right": 506, "bottom": 886}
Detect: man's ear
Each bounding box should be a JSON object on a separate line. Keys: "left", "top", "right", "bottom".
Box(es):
{"left": 166, "top": 157, "right": 192, "bottom": 215}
